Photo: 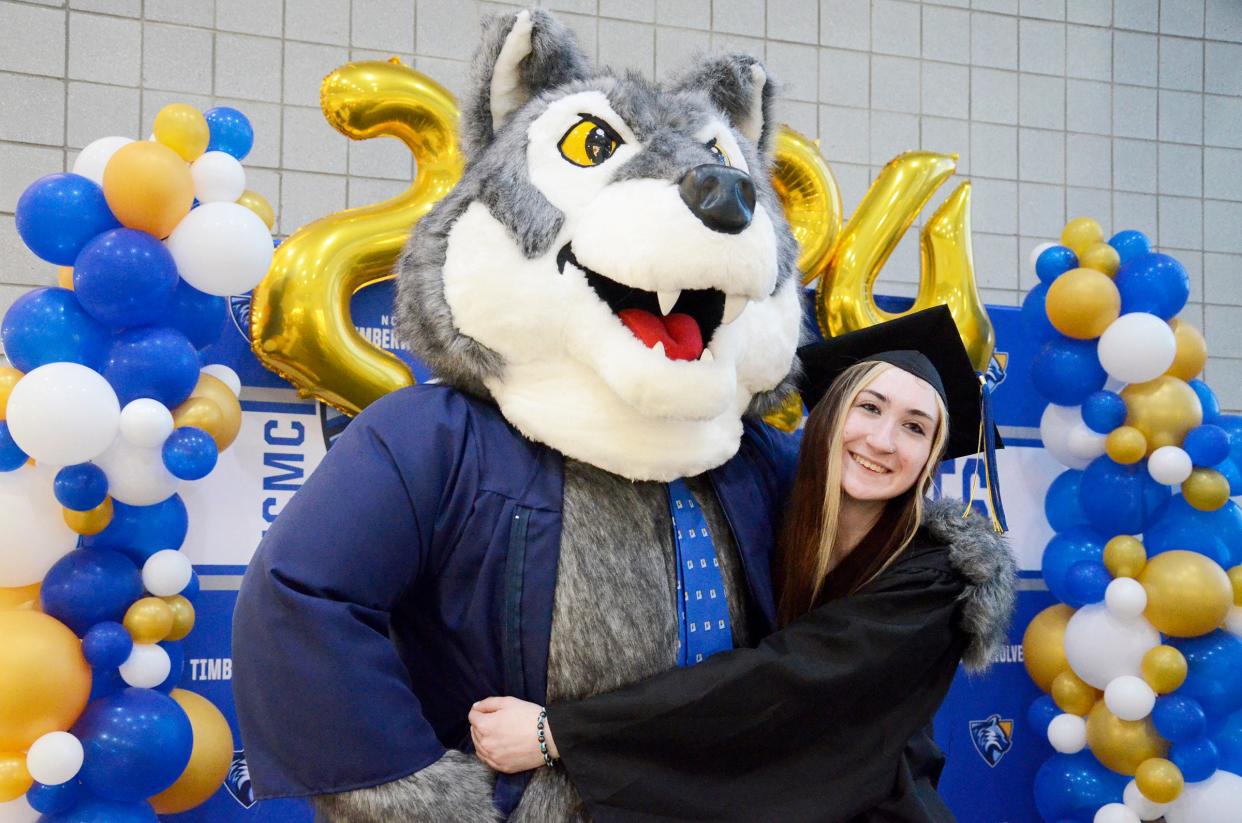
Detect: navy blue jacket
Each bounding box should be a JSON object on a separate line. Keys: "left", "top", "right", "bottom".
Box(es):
{"left": 231, "top": 385, "right": 797, "bottom": 810}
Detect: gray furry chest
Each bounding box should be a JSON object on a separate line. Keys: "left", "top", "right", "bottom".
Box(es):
{"left": 512, "top": 460, "right": 751, "bottom": 822}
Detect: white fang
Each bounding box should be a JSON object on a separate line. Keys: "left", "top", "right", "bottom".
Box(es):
{"left": 699, "top": 349, "right": 714, "bottom": 363}
{"left": 721, "top": 295, "right": 749, "bottom": 325}
{"left": 657, "top": 290, "right": 680, "bottom": 316}
{"left": 652, "top": 341, "right": 666, "bottom": 357}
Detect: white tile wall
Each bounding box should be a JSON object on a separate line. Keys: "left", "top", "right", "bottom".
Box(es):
{"left": 0, "top": 0, "right": 1239, "bottom": 408}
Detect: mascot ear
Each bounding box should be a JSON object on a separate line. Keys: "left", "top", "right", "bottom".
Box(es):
{"left": 673, "top": 55, "right": 775, "bottom": 156}
{"left": 464, "top": 8, "right": 591, "bottom": 157}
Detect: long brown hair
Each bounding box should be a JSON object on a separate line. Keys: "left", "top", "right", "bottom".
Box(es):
{"left": 775, "top": 361, "right": 949, "bottom": 626}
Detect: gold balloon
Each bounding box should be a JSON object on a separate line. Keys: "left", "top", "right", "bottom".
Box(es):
{"left": 1106, "top": 426, "right": 1148, "bottom": 465}
{"left": 1140, "top": 550, "right": 1232, "bottom": 637}
{"left": 1182, "top": 468, "right": 1230, "bottom": 512}
{"left": 1052, "top": 669, "right": 1098, "bottom": 716}
{"left": 772, "top": 128, "right": 842, "bottom": 284}
{"left": 1141, "top": 645, "right": 1188, "bottom": 694}
{"left": 817, "top": 152, "right": 995, "bottom": 372}
{"left": 1045, "top": 267, "right": 1121, "bottom": 339}
{"left": 1104, "top": 535, "right": 1147, "bottom": 578}
{"left": 56, "top": 266, "right": 74, "bottom": 290}
{"left": 102, "top": 140, "right": 195, "bottom": 238}
{"left": 123, "top": 596, "right": 175, "bottom": 644}
{"left": 174, "top": 374, "right": 242, "bottom": 451}
{"left": 172, "top": 395, "right": 223, "bottom": 436}
{"left": 1023, "top": 604, "right": 1075, "bottom": 692}
{"left": 63, "top": 496, "right": 113, "bottom": 536}
{"left": 0, "top": 751, "right": 32, "bottom": 803}
{"left": 1122, "top": 376, "right": 1203, "bottom": 454}
{"left": 1078, "top": 241, "right": 1120, "bottom": 276}
{"left": 1086, "top": 700, "right": 1168, "bottom": 775}
{"left": 0, "top": 367, "right": 20, "bottom": 420}
{"left": 1165, "top": 319, "right": 1207, "bottom": 381}
{"left": 163, "top": 595, "right": 196, "bottom": 642}
{"left": 149, "top": 689, "right": 234, "bottom": 814}
{"left": 0, "top": 583, "right": 39, "bottom": 611}
{"left": 1229, "top": 565, "right": 1242, "bottom": 607}
{"left": 153, "top": 103, "right": 210, "bottom": 162}
{"left": 0, "top": 611, "right": 91, "bottom": 751}
{"left": 761, "top": 390, "right": 805, "bottom": 433}
{"left": 251, "top": 60, "right": 462, "bottom": 415}
{"left": 1135, "top": 757, "right": 1183, "bottom": 804}
{"left": 236, "top": 189, "right": 275, "bottom": 230}
{"left": 1061, "top": 216, "right": 1105, "bottom": 257}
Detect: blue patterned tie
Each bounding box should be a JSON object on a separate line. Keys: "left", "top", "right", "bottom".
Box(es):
{"left": 667, "top": 479, "right": 733, "bottom": 666}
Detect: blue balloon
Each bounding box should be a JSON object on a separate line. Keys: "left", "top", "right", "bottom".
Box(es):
{"left": 1172, "top": 630, "right": 1242, "bottom": 720}
{"left": 1108, "top": 229, "right": 1151, "bottom": 264}
{"left": 1036, "top": 245, "right": 1079, "bottom": 284}
{"left": 1190, "top": 380, "right": 1221, "bottom": 424}
{"left": 1217, "top": 455, "right": 1242, "bottom": 497}
{"left": 1046, "top": 469, "right": 1090, "bottom": 532}
{"left": 81, "top": 621, "right": 133, "bottom": 669}
{"left": 0, "top": 421, "right": 27, "bottom": 471}
{"left": 73, "top": 688, "right": 192, "bottom": 802}
{"left": 1115, "top": 252, "right": 1190, "bottom": 320}
{"left": 82, "top": 495, "right": 188, "bottom": 564}
{"left": 1145, "top": 496, "right": 1242, "bottom": 567}
{"left": 73, "top": 229, "right": 178, "bottom": 329}
{"left": 1064, "top": 560, "right": 1110, "bottom": 606}
{"left": 1170, "top": 737, "right": 1219, "bottom": 783}
{"left": 39, "top": 795, "right": 157, "bottom": 823}
{"left": 1152, "top": 695, "right": 1208, "bottom": 743}
{"left": 26, "top": 779, "right": 81, "bottom": 815}
{"left": 204, "top": 106, "right": 254, "bottom": 160}
{"left": 1185, "top": 424, "right": 1231, "bottom": 467}
{"left": 40, "top": 549, "right": 143, "bottom": 636}
{"left": 0, "top": 287, "right": 110, "bottom": 372}
{"left": 1031, "top": 337, "right": 1108, "bottom": 406}
{"left": 14, "top": 173, "right": 119, "bottom": 266}
{"left": 181, "top": 570, "right": 200, "bottom": 602}
{"left": 1028, "top": 694, "right": 1061, "bottom": 740}
{"left": 1033, "top": 752, "right": 1126, "bottom": 823}
{"left": 1042, "top": 527, "right": 1107, "bottom": 605}
{"left": 157, "top": 640, "right": 184, "bottom": 693}
{"left": 88, "top": 665, "right": 126, "bottom": 702}
{"left": 162, "top": 426, "right": 218, "bottom": 481}
{"left": 1082, "top": 391, "right": 1127, "bottom": 434}
{"left": 53, "top": 463, "right": 108, "bottom": 511}
{"left": 1079, "top": 456, "right": 1171, "bottom": 536}
{"left": 1021, "top": 282, "right": 1059, "bottom": 344}
{"left": 1214, "top": 709, "right": 1242, "bottom": 775}
{"left": 1216, "top": 415, "right": 1242, "bottom": 495}
{"left": 167, "top": 278, "right": 226, "bottom": 350}
{"left": 102, "top": 326, "right": 199, "bottom": 407}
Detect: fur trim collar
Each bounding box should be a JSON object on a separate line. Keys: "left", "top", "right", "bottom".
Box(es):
{"left": 922, "top": 498, "right": 1017, "bottom": 673}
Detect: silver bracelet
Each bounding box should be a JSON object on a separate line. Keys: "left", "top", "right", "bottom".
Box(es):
{"left": 537, "top": 709, "right": 556, "bottom": 768}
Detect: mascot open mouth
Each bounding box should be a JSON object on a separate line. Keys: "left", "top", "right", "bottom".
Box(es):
{"left": 557, "top": 244, "right": 747, "bottom": 362}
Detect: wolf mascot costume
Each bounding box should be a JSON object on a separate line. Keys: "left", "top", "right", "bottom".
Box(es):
{"left": 232, "top": 8, "right": 1010, "bottom": 822}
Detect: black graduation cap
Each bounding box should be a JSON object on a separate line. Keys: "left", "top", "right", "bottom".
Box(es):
{"left": 796, "top": 305, "right": 996, "bottom": 462}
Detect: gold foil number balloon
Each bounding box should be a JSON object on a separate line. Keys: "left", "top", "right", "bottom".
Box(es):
{"left": 251, "top": 60, "right": 463, "bottom": 415}
{"left": 772, "top": 127, "right": 842, "bottom": 284}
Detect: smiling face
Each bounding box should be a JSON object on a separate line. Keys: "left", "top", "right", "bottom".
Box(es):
{"left": 840, "top": 366, "right": 943, "bottom": 504}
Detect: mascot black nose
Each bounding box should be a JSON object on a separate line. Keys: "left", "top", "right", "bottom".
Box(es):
{"left": 678, "top": 164, "right": 756, "bottom": 234}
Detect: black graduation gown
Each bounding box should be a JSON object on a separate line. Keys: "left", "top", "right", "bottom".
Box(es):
{"left": 548, "top": 529, "right": 969, "bottom": 822}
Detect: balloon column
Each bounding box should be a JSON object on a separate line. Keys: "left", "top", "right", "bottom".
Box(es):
{"left": 0, "top": 104, "right": 267, "bottom": 818}
{"left": 1021, "top": 218, "right": 1242, "bottom": 823}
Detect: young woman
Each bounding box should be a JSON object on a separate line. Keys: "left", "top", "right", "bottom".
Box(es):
{"left": 469, "top": 307, "right": 1016, "bottom": 822}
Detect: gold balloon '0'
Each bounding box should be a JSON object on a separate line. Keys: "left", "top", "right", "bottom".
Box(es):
{"left": 772, "top": 128, "right": 842, "bottom": 284}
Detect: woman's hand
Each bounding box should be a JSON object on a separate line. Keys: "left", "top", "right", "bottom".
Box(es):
{"left": 469, "top": 696, "right": 558, "bottom": 774}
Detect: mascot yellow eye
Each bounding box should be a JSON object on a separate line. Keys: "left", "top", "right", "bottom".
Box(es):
{"left": 707, "top": 138, "right": 730, "bottom": 166}
{"left": 558, "top": 117, "right": 621, "bottom": 167}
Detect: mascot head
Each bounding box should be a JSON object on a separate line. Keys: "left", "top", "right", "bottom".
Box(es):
{"left": 396, "top": 8, "right": 803, "bottom": 481}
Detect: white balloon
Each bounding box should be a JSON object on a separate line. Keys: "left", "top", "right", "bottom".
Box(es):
{"left": 118, "top": 398, "right": 175, "bottom": 449}
{"left": 1105, "top": 675, "right": 1156, "bottom": 720}
{"left": 1104, "top": 376, "right": 1127, "bottom": 393}
{"left": 142, "top": 549, "right": 193, "bottom": 596}
{"left": 1166, "top": 770, "right": 1242, "bottom": 823}
{"left": 72, "top": 136, "right": 133, "bottom": 186}
{"left": 6, "top": 363, "right": 120, "bottom": 465}
{"left": 25, "top": 731, "right": 83, "bottom": 786}
{"left": 1226, "top": 606, "right": 1242, "bottom": 639}
{"left": 201, "top": 364, "right": 241, "bottom": 397}
{"left": 1068, "top": 422, "right": 1108, "bottom": 462}
{"left": 0, "top": 463, "right": 77, "bottom": 586}
{"left": 93, "top": 436, "right": 179, "bottom": 506}
{"left": 0, "top": 795, "right": 38, "bottom": 823}
{"left": 1098, "top": 313, "right": 1178, "bottom": 385}
{"left": 190, "top": 151, "right": 246, "bottom": 203}
{"left": 1106, "top": 577, "right": 1148, "bottom": 619}
{"left": 166, "top": 202, "right": 274, "bottom": 296}
{"left": 1041, "top": 403, "right": 1094, "bottom": 470}
{"left": 1124, "top": 779, "right": 1170, "bottom": 820}
{"left": 1048, "top": 713, "right": 1087, "bottom": 753}
{"left": 1029, "top": 241, "right": 1057, "bottom": 270}
{"left": 1064, "top": 603, "right": 1161, "bottom": 689}
{"left": 119, "top": 643, "right": 171, "bottom": 689}
{"left": 1149, "top": 446, "right": 1194, "bottom": 486}
{"left": 1095, "top": 802, "right": 1140, "bottom": 823}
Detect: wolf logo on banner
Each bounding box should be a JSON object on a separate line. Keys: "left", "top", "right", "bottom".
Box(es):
{"left": 969, "top": 714, "right": 1014, "bottom": 767}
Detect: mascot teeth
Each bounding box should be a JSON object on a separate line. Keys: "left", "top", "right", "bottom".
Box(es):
{"left": 721, "top": 295, "right": 749, "bottom": 325}
{"left": 657, "top": 290, "right": 680, "bottom": 316}
{"left": 700, "top": 349, "right": 714, "bottom": 363}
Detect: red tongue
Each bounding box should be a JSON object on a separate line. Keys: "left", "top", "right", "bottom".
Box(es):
{"left": 617, "top": 309, "right": 704, "bottom": 361}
